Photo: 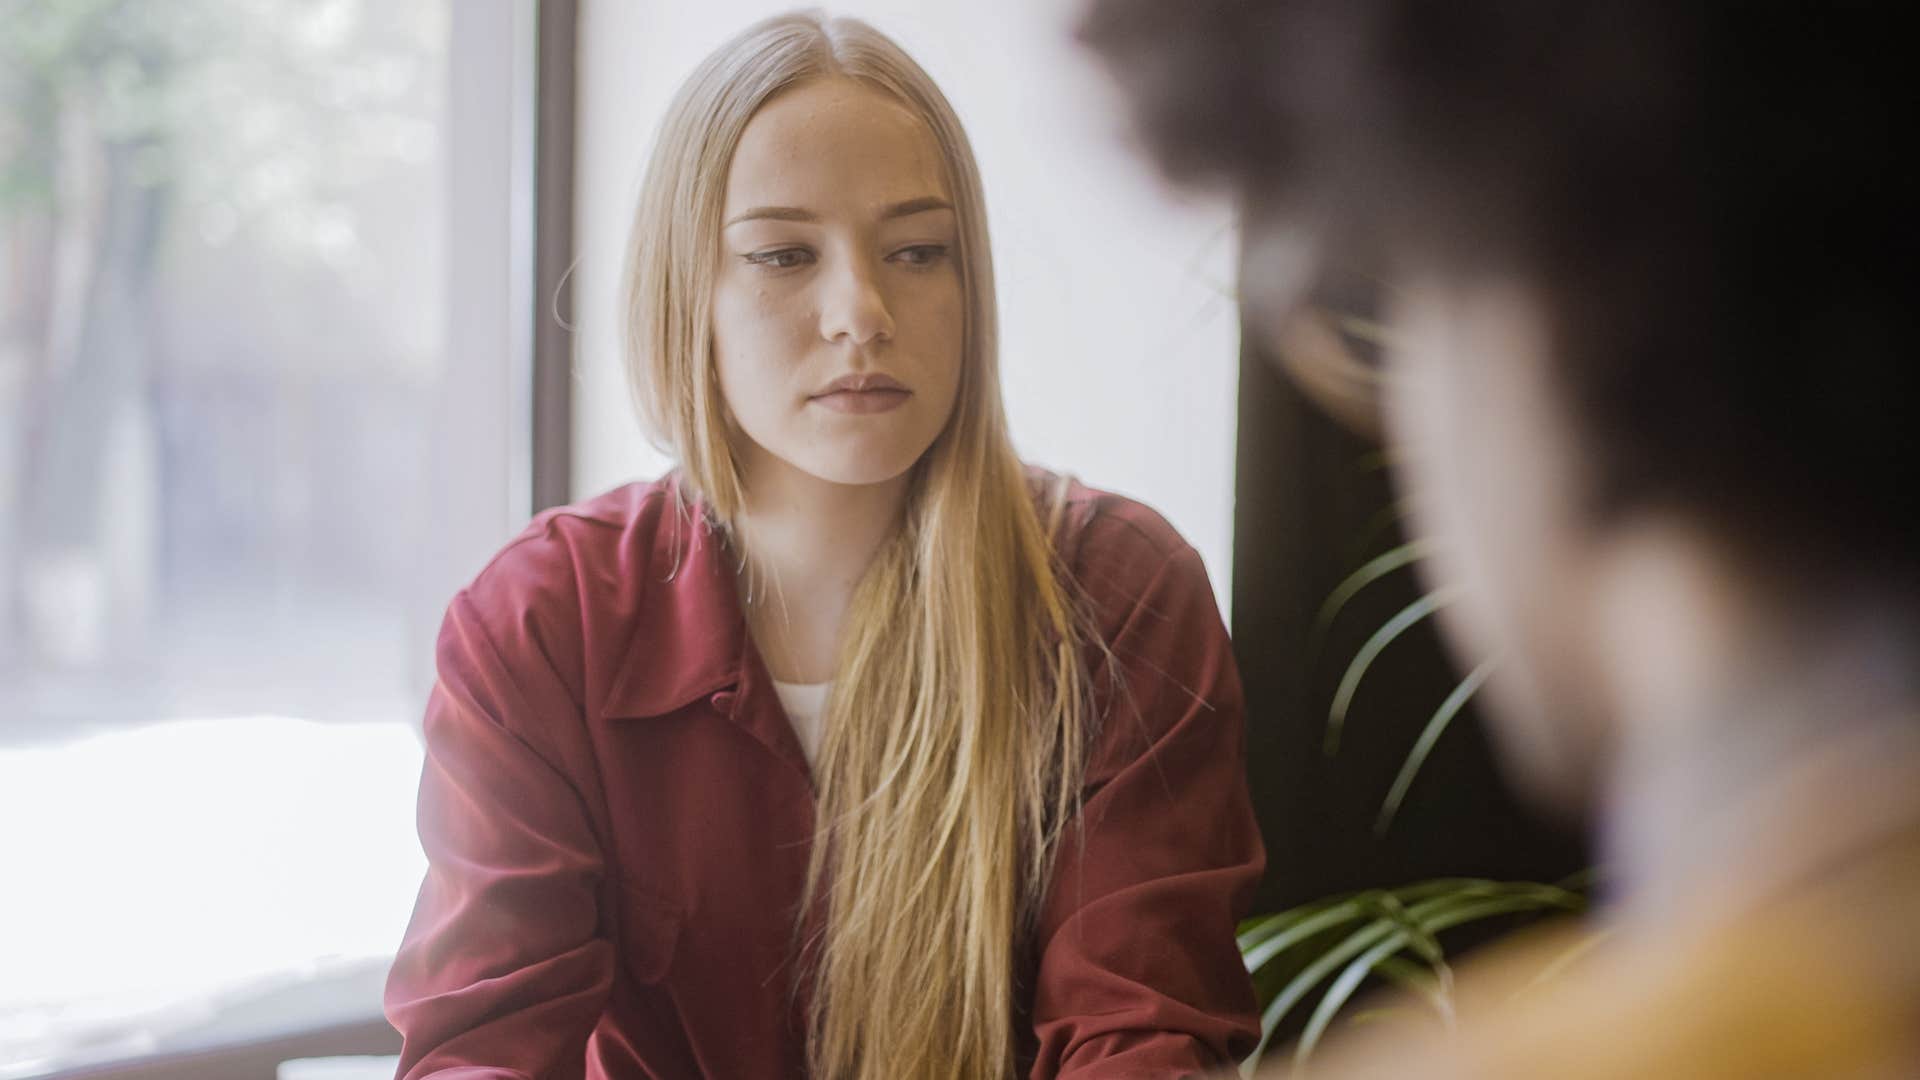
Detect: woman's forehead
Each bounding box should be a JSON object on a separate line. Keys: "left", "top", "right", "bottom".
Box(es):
{"left": 723, "top": 78, "right": 950, "bottom": 219}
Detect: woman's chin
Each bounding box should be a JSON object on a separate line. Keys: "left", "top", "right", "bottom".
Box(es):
{"left": 787, "top": 445, "right": 930, "bottom": 490}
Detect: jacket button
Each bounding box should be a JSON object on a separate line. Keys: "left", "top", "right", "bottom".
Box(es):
{"left": 710, "top": 691, "right": 737, "bottom": 713}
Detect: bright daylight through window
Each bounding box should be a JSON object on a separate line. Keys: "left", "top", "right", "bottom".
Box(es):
{"left": 0, "top": 3, "right": 484, "bottom": 1074}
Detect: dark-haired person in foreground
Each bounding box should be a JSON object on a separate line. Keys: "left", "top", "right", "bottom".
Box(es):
{"left": 1084, "top": 3, "right": 1918, "bottom": 1076}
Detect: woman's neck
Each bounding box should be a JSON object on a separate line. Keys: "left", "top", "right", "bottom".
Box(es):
{"left": 1593, "top": 527, "right": 1920, "bottom": 930}
{"left": 730, "top": 448, "right": 912, "bottom": 683}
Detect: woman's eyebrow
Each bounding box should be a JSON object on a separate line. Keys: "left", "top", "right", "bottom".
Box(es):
{"left": 879, "top": 196, "right": 953, "bottom": 220}
{"left": 723, "top": 196, "right": 953, "bottom": 228}
{"left": 725, "top": 205, "right": 818, "bottom": 227}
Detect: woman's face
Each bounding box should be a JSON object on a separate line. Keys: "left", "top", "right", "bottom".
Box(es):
{"left": 712, "top": 77, "right": 965, "bottom": 489}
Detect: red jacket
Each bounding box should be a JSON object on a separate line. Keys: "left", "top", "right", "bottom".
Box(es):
{"left": 386, "top": 474, "right": 1264, "bottom": 1079}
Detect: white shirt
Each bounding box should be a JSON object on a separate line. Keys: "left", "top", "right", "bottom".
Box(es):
{"left": 771, "top": 680, "right": 830, "bottom": 772}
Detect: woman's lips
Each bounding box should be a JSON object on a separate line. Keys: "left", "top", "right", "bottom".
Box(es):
{"left": 809, "top": 372, "right": 911, "bottom": 414}
{"left": 810, "top": 387, "right": 913, "bottom": 414}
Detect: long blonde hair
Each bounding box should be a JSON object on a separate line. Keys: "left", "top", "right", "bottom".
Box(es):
{"left": 622, "top": 12, "right": 1093, "bottom": 1079}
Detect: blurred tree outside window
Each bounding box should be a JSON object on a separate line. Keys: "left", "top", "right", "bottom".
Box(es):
{"left": 0, "top": 1, "right": 497, "bottom": 1074}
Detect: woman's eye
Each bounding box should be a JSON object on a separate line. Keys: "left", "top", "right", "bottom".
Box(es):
{"left": 889, "top": 244, "right": 949, "bottom": 268}
{"left": 744, "top": 248, "right": 813, "bottom": 270}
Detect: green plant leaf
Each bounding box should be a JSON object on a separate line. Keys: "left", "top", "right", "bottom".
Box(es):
{"left": 1292, "top": 893, "right": 1585, "bottom": 1067}
{"left": 1238, "top": 880, "right": 1590, "bottom": 1072}
{"left": 1557, "top": 866, "right": 1604, "bottom": 894}
{"left": 1374, "top": 654, "right": 1501, "bottom": 834}
{"left": 1307, "top": 540, "right": 1430, "bottom": 672}
{"left": 1371, "top": 956, "right": 1453, "bottom": 1026}
{"left": 1248, "top": 887, "right": 1495, "bottom": 1068}
{"left": 1240, "top": 879, "right": 1497, "bottom": 978}
{"left": 1238, "top": 897, "right": 1348, "bottom": 955}
{"left": 1245, "top": 914, "right": 1400, "bottom": 1071}
{"left": 1325, "top": 586, "right": 1461, "bottom": 755}
{"left": 1341, "top": 498, "right": 1414, "bottom": 570}
{"left": 1294, "top": 927, "right": 1420, "bottom": 1066}
{"left": 1401, "top": 883, "right": 1587, "bottom": 927}
{"left": 1241, "top": 899, "right": 1371, "bottom": 975}
{"left": 1359, "top": 893, "right": 1449, "bottom": 972}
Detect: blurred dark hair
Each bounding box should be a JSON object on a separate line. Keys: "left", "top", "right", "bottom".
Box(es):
{"left": 1083, "top": 0, "right": 1916, "bottom": 578}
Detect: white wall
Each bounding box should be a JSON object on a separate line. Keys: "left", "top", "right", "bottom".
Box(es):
{"left": 573, "top": 0, "right": 1239, "bottom": 612}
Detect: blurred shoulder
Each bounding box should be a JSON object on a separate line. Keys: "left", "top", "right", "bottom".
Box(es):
{"left": 1299, "top": 861, "right": 1920, "bottom": 1079}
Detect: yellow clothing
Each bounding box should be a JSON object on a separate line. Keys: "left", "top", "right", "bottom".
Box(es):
{"left": 1286, "top": 827, "right": 1920, "bottom": 1079}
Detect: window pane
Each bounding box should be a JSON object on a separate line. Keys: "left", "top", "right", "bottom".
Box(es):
{"left": 0, "top": 2, "right": 480, "bottom": 1073}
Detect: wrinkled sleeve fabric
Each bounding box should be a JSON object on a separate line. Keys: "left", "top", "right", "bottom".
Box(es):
{"left": 385, "top": 572, "right": 613, "bottom": 1080}
{"left": 1031, "top": 541, "right": 1265, "bottom": 1079}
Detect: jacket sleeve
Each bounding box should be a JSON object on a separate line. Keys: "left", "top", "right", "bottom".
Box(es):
{"left": 1030, "top": 543, "right": 1265, "bottom": 1079}
{"left": 384, "top": 585, "right": 613, "bottom": 1080}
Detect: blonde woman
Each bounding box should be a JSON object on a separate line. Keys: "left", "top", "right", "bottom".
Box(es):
{"left": 386, "top": 12, "right": 1261, "bottom": 1079}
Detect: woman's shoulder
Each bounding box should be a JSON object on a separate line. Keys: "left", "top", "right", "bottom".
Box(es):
{"left": 1024, "top": 466, "right": 1214, "bottom": 630}
{"left": 462, "top": 475, "right": 687, "bottom": 608}
{"left": 438, "top": 474, "right": 713, "bottom": 722}
{"left": 1024, "top": 469, "right": 1239, "bottom": 757}
{"left": 445, "top": 475, "right": 703, "bottom": 684}
{"left": 1027, "top": 465, "right": 1196, "bottom": 577}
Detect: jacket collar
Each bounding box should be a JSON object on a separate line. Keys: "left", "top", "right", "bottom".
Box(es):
{"left": 601, "top": 479, "right": 755, "bottom": 720}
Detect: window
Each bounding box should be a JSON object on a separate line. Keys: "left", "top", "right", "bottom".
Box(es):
{"left": 0, "top": 2, "right": 538, "bottom": 1074}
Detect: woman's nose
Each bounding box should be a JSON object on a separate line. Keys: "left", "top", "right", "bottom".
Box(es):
{"left": 818, "top": 256, "right": 895, "bottom": 345}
